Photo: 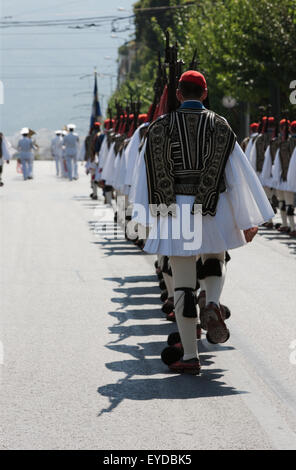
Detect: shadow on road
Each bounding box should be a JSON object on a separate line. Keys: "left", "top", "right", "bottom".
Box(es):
{"left": 97, "top": 270, "right": 243, "bottom": 416}
{"left": 97, "top": 359, "right": 243, "bottom": 416}
{"left": 78, "top": 203, "right": 245, "bottom": 415}
{"left": 258, "top": 227, "right": 296, "bottom": 255}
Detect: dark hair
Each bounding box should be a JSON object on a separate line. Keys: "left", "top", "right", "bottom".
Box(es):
{"left": 178, "top": 81, "right": 204, "bottom": 99}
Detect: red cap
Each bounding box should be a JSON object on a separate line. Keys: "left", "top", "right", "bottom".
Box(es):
{"left": 290, "top": 120, "right": 296, "bottom": 130}
{"left": 268, "top": 117, "right": 275, "bottom": 124}
{"left": 138, "top": 113, "right": 148, "bottom": 123}
{"left": 280, "top": 119, "right": 290, "bottom": 127}
{"left": 179, "top": 70, "right": 207, "bottom": 90}
{"left": 94, "top": 121, "right": 101, "bottom": 127}
{"left": 250, "top": 122, "right": 259, "bottom": 131}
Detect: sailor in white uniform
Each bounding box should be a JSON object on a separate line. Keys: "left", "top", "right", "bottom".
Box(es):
{"left": 17, "top": 128, "right": 36, "bottom": 180}
{"left": 51, "top": 130, "right": 63, "bottom": 176}
{"left": 60, "top": 130, "right": 68, "bottom": 178}
{"left": 63, "top": 124, "right": 79, "bottom": 181}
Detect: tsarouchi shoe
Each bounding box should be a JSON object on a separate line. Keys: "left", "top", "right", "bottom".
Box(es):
{"left": 169, "top": 357, "right": 201, "bottom": 375}
{"left": 278, "top": 225, "right": 290, "bottom": 233}
{"left": 200, "top": 302, "right": 230, "bottom": 344}
{"left": 166, "top": 311, "right": 176, "bottom": 322}
{"left": 198, "top": 290, "right": 231, "bottom": 322}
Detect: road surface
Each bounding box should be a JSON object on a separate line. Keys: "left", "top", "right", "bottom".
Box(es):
{"left": 0, "top": 161, "right": 296, "bottom": 450}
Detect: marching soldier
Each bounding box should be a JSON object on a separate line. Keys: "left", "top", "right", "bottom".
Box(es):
{"left": 250, "top": 116, "right": 276, "bottom": 182}
{"left": 273, "top": 119, "right": 296, "bottom": 234}
{"left": 244, "top": 122, "right": 259, "bottom": 160}
{"left": 287, "top": 121, "right": 296, "bottom": 237}
{"left": 260, "top": 123, "right": 281, "bottom": 228}
{"left": 17, "top": 128, "right": 37, "bottom": 180}
{"left": 86, "top": 122, "right": 104, "bottom": 200}
{"left": 240, "top": 122, "right": 259, "bottom": 153}
{"left": 51, "top": 131, "right": 63, "bottom": 177}
{"left": 60, "top": 130, "right": 68, "bottom": 178}
{"left": 132, "top": 71, "right": 274, "bottom": 375}
{"left": 63, "top": 124, "right": 79, "bottom": 181}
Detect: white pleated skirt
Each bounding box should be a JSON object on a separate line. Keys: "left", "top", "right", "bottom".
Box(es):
{"left": 132, "top": 142, "right": 275, "bottom": 256}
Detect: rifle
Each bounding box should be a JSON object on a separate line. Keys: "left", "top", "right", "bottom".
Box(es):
{"left": 115, "top": 102, "right": 123, "bottom": 133}
{"left": 165, "top": 31, "right": 179, "bottom": 113}
{"left": 189, "top": 48, "right": 210, "bottom": 108}
{"left": 189, "top": 49, "right": 198, "bottom": 70}
{"left": 147, "top": 51, "right": 165, "bottom": 122}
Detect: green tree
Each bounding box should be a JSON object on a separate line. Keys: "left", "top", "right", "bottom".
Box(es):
{"left": 109, "top": 0, "right": 296, "bottom": 133}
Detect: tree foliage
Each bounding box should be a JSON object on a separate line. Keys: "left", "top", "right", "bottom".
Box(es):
{"left": 109, "top": 0, "right": 296, "bottom": 130}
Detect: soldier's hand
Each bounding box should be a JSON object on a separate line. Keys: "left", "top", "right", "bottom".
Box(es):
{"left": 244, "top": 227, "right": 258, "bottom": 243}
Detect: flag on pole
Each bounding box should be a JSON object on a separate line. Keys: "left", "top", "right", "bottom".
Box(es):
{"left": 90, "top": 71, "right": 102, "bottom": 129}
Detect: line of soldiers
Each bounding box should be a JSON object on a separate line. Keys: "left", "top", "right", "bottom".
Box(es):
{"left": 85, "top": 34, "right": 274, "bottom": 376}
{"left": 51, "top": 124, "right": 80, "bottom": 181}
{"left": 241, "top": 116, "right": 296, "bottom": 237}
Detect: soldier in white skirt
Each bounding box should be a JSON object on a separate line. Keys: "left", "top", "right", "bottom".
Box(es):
{"left": 244, "top": 122, "right": 259, "bottom": 161}
{"left": 273, "top": 119, "right": 296, "bottom": 235}
{"left": 250, "top": 116, "right": 276, "bottom": 182}
{"left": 260, "top": 121, "right": 281, "bottom": 228}
{"left": 132, "top": 71, "right": 274, "bottom": 375}
{"left": 240, "top": 122, "right": 259, "bottom": 155}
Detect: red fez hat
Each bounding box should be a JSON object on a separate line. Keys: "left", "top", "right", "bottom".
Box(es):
{"left": 280, "top": 119, "right": 290, "bottom": 127}
{"left": 179, "top": 70, "right": 207, "bottom": 90}
{"left": 138, "top": 113, "right": 148, "bottom": 123}
{"left": 250, "top": 122, "right": 259, "bottom": 131}
{"left": 290, "top": 120, "right": 296, "bottom": 130}
{"left": 94, "top": 121, "right": 101, "bottom": 127}
{"left": 268, "top": 117, "right": 275, "bottom": 124}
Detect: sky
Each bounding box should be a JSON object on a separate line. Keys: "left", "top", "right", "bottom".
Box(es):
{"left": 0, "top": 0, "right": 136, "bottom": 138}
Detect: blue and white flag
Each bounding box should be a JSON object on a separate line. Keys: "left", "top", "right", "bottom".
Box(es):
{"left": 90, "top": 72, "right": 102, "bottom": 129}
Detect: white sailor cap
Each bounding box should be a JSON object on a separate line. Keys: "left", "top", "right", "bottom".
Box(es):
{"left": 55, "top": 130, "right": 62, "bottom": 135}
{"left": 20, "top": 127, "right": 29, "bottom": 135}
{"left": 67, "top": 123, "right": 76, "bottom": 130}
{"left": 62, "top": 130, "right": 68, "bottom": 136}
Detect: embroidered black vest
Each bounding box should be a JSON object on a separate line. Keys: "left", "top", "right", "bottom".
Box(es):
{"left": 144, "top": 109, "right": 236, "bottom": 217}
{"left": 279, "top": 137, "right": 296, "bottom": 181}
{"left": 106, "top": 130, "right": 115, "bottom": 150}
{"left": 241, "top": 136, "right": 250, "bottom": 152}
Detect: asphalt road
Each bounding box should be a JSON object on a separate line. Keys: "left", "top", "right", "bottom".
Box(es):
{"left": 0, "top": 161, "right": 296, "bottom": 450}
